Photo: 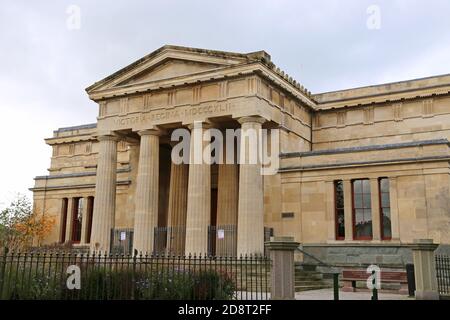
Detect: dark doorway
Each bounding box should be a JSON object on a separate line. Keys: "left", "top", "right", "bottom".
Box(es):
{"left": 60, "top": 198, "right": 68, "bottom": 243}
{"left": 71, "top": 198, "right": 82, "bottom": 243}
{"left": 86, "top": 197, "right": 94, "bottom": 243}
{"left": 209, "top": 188, "right": 218, "bottom": 256}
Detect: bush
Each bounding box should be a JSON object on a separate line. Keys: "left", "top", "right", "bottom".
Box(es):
{"left": 1, "top": 264, "right": 236, "bottom": 300}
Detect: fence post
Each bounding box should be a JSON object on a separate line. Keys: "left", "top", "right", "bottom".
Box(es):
{"left": 265, "top": 236, "right": 299, "bottom": 300}
{"left": 333, "top": 273, "right": 340, "bottom": 300}
{"left": 0, "top": 247, "right": 8, "bottom": 298}
{"left": 411, "top": 239, "right": 439, "bottom": 300}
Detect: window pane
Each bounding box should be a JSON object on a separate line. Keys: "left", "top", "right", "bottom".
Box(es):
{"left": 335, "top": 181, "right": 345, "bottom": 239}
{"left": 362, "top": 180, "right": 371, "bottom": 193}
{"left": 354, "top": 180, "right": 362, "bottom": 193}
{"left": 353, "top": 180, "right": 373, "bottom": 239}
{"left": 355, "top": 209, "right": 364, "bottom": 224}
{"left": 354, "top": 194, "right": 363, "bottom": 208}
{"left": 381, "top": 193, "right": 390, "bottom": 208}
{"left": 380, "top": 178, "right": 389, "bottom": 193}
{"left": 337, "top": 209, "right": 345, "bottom": 238}
{"left": 379, "top": 179, "right": 392, "bottom": 239}
{"left": 382, "top": 208, "right": 392, "bottom": 239}
{"left": 363, "top": 193, "right": 372, "bottom": 209}
{"left": 335, "top": 181, "right": 344, "bottom": 209}
{"left": 355, "top": 209, "right": 372, "bottom": 239}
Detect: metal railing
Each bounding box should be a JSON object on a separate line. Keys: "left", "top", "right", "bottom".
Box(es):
{"left": 436, "top": 255, "right": 450, "bottom": 296}
{"left": 110, "top": 228, "right": 134, "bottom": 255}
{"left": 152, "top": 226, "right": 274, "bottom": 257}
{"left": 0, "top": 248, "right": 271, "bottom": 300}
{"left": 296, "top": 245, "right": 341, "bottom": 300}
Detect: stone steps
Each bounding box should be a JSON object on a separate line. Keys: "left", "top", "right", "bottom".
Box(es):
{"left": 295, "top": 284, "right": 332, "bottom": 292}
{"left": 294, "top": 266, "right": 333, "bottom": 292}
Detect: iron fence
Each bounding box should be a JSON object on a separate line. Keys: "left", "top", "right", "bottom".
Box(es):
{"left": 436, "top": 255, "right": 450, "bottom": 297}
{"left": 0, "top": 249, "right": 271, "bottom": 300}
{"left": 152, "top": 226, "right": 274, "bottom": 257}
{"left": 110, "top": 228, "right": 134, "bottom": 255}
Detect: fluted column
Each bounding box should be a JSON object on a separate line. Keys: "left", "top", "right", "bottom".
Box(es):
{"left": 90, "top": 135, "right": 119, "bottom": 252}
{"left": 185, "top": 122, "right": 211, "bottom": 255}
{"left": 237, "top": 116, "right": 265, "bottom": 256}
{"left": 133, "top": 130, "right": 160, "bottom": 254}
{"left": 167, "top": 162, "right": 189, "bottom": 255}
{"left": 216, "top": 139, "right": 239, "bottom": 256}
{"left": 65, "top": 198, "right": 75, "bottom": 244}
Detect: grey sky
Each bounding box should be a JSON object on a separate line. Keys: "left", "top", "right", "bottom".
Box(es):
{"left": 1, "top": 0, "right": 449, "bottom": 209}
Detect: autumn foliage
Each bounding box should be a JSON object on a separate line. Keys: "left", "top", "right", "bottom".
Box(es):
{"left": 0, "top": 194, "right": 55, "bottom": 251}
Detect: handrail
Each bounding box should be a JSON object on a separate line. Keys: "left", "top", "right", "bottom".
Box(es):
{"left": 296, "top": 245, "right": 337, "bottom": 271}
{"left": 296, "top": 245, "right": 341, "bottom": 300}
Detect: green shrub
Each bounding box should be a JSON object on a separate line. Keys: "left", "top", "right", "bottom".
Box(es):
{"left": 1, "top": 264, "right": 236, "bottom": 300}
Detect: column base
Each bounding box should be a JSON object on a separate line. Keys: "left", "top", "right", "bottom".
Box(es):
{"left": 415, "top": 290, "right": 440, "bottom": 300}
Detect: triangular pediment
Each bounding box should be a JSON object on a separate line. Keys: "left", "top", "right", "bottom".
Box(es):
{"left": 86, "top": 45, "right": 266, "bottom": 96}
{"left": 117, "top": 59, "right": 224, "bottom": 86}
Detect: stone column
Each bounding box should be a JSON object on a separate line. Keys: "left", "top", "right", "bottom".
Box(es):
{"left": 343, "top": 179, "right": 353, "bottom": 241}
{"left": 411, "top": 239, "right": 440, "bottom": 300}
{"left": 133, "top": 130, "right": 161, "bottom": 254}
{"left": 216, "top": 143, "right": 239, "bottom": 256}
{"left": 370, "top": 178, "right": 381, "bottom": 241}
{"left": 126, "top": 143, "right": 140, "bottom": 228}
{"left": 167, "top": 162, "right": 189, "bottom": 255}
{"left": 266, "top": 237, "right": 299, "bottom": 300}
{"left": 185, "top": 122, "right": 211, "bottom": 255}
{"left": 65, "top": 198, "right": 74, "bottom": 244}
{"left": 389, "top": 177, "right": 400, "bottom": 240}
{"left": 237, "top": 116, "right": 265, "bottom": 256}
{"left": 90, "top": 135, "right": 118, "bottom": 252}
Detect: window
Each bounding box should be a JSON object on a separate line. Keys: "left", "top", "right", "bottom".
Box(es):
{"left": 379, "top": 178, "right": 392, "bottom": 240}
{"left": 334, "top": 181, "right": 345, "bottom": 240}
{"left": 352, "top": 179, "right": 373, "bottom": 240}
{"left": 60, "top": 198, "right": 68, "bottom": 243}
{"left": 71, "top": 198, "right": 83, "bottom": 243}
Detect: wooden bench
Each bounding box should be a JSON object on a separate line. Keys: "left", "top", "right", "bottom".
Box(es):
{"left": 342, "top": 268, "right": 408, "bottom": 294}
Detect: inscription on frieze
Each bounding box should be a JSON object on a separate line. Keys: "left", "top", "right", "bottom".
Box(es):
{"left": 112, "top": 102, "right": 235, "bottom": 128}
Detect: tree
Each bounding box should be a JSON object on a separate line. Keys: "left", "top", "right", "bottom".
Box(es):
{"left": 0, "top": 194, "right": 55, "bottom": 251}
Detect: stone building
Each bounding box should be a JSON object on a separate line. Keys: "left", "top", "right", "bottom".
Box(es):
{"left": 31, "top": 45, "right": 450, "bottom": 266}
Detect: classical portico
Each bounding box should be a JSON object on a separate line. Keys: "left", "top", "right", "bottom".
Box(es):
{"left": 89, "top": 115, "right": 269, "bottom": 255}
{"left": 84, "top": 45, "right": 314, "bottom": 255}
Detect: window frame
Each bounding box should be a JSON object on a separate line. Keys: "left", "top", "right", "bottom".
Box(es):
{"left": 334, "top": 180, "right": 345, "bottom": 241}
{"left": 352, "top": 179, "right": 373, "bottom": 241}
{"left": 378, "top": 177, "right": 392, "bottom": 240}
{"left": 71, "top": 197, "right": 82, "bottom": 244}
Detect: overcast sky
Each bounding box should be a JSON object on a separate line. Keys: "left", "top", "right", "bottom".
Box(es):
{"left": 1, "top": 0, "right": 450, "bottom": 210}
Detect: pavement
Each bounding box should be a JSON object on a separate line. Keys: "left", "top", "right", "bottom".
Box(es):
{"left": 295, "top": 288, "right": 414, "bottom": 300}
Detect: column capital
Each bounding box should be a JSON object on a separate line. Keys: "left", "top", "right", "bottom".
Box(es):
{"left": 411, "top": 239, "right": 439, "bottom": 251}
{"left": 97, "top": 134, "right": 120, "bottom": 142}
{"left": 138, "top": 128, "right": 165, "bottom": 137}
{"left": 237, "top": 116, "right": 266, "bottom": 125}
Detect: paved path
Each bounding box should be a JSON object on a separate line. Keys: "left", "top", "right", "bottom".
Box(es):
{"left": 295, "top": 289, "right": 414, "bottom": 300}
